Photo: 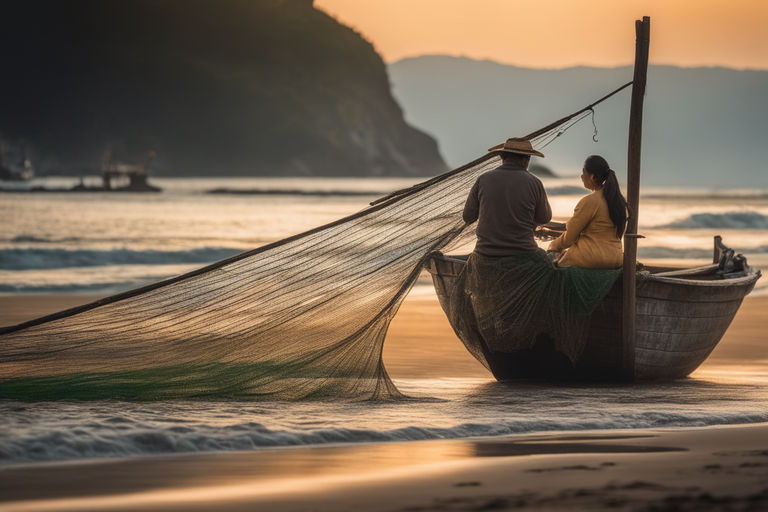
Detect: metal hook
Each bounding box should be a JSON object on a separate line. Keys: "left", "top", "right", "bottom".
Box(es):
{"left": 589, "top": 108, "right": 599, "bottom": 142}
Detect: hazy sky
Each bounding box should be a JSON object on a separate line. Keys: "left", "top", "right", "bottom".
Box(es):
{"left": 314, "top": 0, "right": 768, "bottom": 70}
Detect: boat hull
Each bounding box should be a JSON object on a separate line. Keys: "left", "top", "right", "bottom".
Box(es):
{"left": 426, "top": 252, "right": 760, "bottom": 381}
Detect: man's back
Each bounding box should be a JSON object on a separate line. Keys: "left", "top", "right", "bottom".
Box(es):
{"left": 462, "top": 162, "right": 551, "bottom": 256}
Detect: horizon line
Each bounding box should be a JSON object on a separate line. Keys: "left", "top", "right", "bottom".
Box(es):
{"left": 386, "top": 54, "right": 768, "bottom": 73}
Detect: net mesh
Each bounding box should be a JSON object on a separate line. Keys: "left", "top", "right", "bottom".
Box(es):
{"left": 0, "top": 154, "right": 501, "bottom": 400}
{"left": 449, "top": 251, "right": 620, "bottom": 365}
{"left": 0, "top": 85, "right": 631, "bottom": 400}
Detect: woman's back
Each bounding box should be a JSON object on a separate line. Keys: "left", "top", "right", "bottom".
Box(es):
{"left": 551, "top": 189, "right": 622, "bottom": 269}
{"left": 548, "top": 155, "right": 627, "bottom": 269}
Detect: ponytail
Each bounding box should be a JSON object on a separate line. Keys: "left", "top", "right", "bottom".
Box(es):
{"left": 584, "top": 155, "right": 628, "bottom": 239}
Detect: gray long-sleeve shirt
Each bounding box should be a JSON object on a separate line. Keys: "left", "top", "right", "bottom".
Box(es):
{"left": 462, "top": 163, "right": 552, "bottom": 256}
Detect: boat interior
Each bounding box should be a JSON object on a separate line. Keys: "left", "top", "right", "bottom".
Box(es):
{"left": 436, "top": 235, "right": 757, "bottom": 283}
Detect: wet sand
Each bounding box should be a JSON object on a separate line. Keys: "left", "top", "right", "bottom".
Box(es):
{"left": 1, "top": 424, "right": 768, "bottom": 511}
{"left": 1, "top": 294, "right": 767, "bottom": 510}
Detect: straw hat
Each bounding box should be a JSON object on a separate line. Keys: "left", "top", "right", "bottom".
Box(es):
{"left": 487, "top": 137, "right": 544, "bottom": 158}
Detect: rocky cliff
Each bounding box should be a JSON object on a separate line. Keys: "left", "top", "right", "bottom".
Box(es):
{"left": 0, "top": 0, "right": 446, "bottom": 177}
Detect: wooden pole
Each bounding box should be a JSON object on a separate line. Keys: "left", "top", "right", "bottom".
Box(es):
{"left": 622, "top": 16, "right": 650, "bottom": 381}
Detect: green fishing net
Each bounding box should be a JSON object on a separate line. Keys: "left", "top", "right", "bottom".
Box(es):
{"left": 449, "top": 251, "right": 620, "bottom": 365}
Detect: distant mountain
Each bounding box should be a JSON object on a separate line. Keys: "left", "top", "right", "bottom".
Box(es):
{"left": 0, "top": 0, "right": 445, "bottom": 177}
{"left": 389, "top": 56, "right": 768, "bottom": 187}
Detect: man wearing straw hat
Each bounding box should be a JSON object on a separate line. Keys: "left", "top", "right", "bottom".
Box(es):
{"left": 454, "top": 138, "right": 619, "bottom": 372}
{"left": 462, "top": 138, "right": 551, "bottom": 255}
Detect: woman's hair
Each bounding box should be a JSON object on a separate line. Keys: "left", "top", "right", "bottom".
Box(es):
{"left": 584, "top": 155, "right": 628, "bottom": 238}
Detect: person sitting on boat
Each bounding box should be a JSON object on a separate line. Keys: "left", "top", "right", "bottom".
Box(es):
{"left": 547, "top": 155, "right": 627, "bottom": 269}
{"left": 462, "top": 138, "right": 552, "bottom": 255}
{"left": 453, "top": 144, "right": 621, "bottom": 368}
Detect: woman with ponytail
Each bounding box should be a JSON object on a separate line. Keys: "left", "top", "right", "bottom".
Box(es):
{"left": 548, "top": 155, "right": 628, "bottom": 269}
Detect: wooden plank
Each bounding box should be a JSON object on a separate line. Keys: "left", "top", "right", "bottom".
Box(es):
{"left": 636, "top": 331, "right": 723, "bottom": 352}
{"left": 635, "top": 363, "right": 701, "bottom": 380}
{"left": 622, "top": 16, "right": 651, "bottom": 381}
{"left": 635, "top": 299, "right": 742, "bottom": 318}
{"left": 587, "top": 317, "right": 732, "bottom": 369}
{"left": 637, "top": 348, "right": 716, "bottom": 369}
{"left": 638, "top": 346, "right": 716, "bottom": 361}
{"left": 637, "top": 347, "right": 722, "bottom": 368}
{"left": 651, "top": 264, "right": 718, "bottom": 278}
{"left": 637, "top": 313, "right": 738, "bottom": 335}
{"left": 637, "top": 280, "right": 755, "bottom": 302}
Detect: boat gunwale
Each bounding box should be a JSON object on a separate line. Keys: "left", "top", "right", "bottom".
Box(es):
{"left": 425, "top": 252, "right": 761, "bottom": 289}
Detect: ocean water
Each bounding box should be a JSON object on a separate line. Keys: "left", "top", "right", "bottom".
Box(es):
{"left": 3, "top": 176, "right": 768, "bottom": 294}
{"left": 1, "top": 176, "right": 768, "bottom": 467}
{"left": 2, "top": 373, "right": 768, "bottom": 466}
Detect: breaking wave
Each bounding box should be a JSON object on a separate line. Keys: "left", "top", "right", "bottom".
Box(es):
{"left": 639, "top": 245, "right": 768, "bottom": 259}
{"left": 2, "top": 410, "right": 768, "bottom": 466}
{"left": 10, "top": 235, "right": 83, "bottom": 244}
{"left": 657, "top": 211, "right": 768, "bottom": 229}
{"left": 206, "top": 188, "right": 383, "bottom": 196}
{"left": 3, "top": 372, "right": 768, "bottom": 466}
{"left": 0, "top": 281, "right": 160, "bottom": 294}
{"left": 0, "top": 247, "right": 242, "bottom": 270}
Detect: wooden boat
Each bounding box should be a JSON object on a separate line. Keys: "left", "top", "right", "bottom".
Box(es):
{"left": 425, "top": 236, "right": 761, "bottom": 381}
{"left": 424, "top": 18, "right": 761, "bottom": 382}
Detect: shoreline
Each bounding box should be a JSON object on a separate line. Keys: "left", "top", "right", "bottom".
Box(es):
{"left": 1, "top": 294, "right": 765, "bottom": 376}
{"left": 2, "top": 423, "right": 768, "bottom": 511}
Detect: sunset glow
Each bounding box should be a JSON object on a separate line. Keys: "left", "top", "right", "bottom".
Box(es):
{"left": 2, "top": 2, "right": 768, "bottom": 510}
{"left": 315, "top": 0, "right": 768, "bottom": 69}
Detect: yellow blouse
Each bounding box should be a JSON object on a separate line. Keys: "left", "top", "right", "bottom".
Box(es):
{"left": 548, "top": 189, "right": 623, "bottom": 269}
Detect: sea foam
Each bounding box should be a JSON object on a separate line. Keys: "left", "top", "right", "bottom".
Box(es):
{"left": 3, "top": 376, "right": 768, "bottom": 466}
{"left": 0, "top": 247, "right": 242, "bottom": 270}
{"left": 657, "top": 211, "right": 768, "bottom": 229}
{"left": 3, "top": 411, "right": 768, "bottom": 466}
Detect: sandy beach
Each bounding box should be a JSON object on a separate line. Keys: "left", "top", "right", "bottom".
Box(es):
{"left": 1, "top": 294, "right": 767, "bottom": 510}
{"left": 1, "top": 424, "right": 767, "bottom": 511}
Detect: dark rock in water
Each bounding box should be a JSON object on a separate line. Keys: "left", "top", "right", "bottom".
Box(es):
{"left": 206, "top": 188, "right": 381, "bottom": 197}
{"left": 0, "top": 0, "right": 446, "bottom": 177}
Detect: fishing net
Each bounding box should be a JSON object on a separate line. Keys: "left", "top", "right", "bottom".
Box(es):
{"left": 449, "top": 251, "right": 620, "bottom": 365}
{"left": 0, "top": 84, "right": 631, "bottom": 400}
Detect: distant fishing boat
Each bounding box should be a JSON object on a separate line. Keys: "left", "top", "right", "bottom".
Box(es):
{"left": 71, "top": 150, "right": 161, "bottom": 192}
{"left": 1, "top": 150, "right": 162, "bottom": 193}
{"left": 426, "top": 236, "right": 761, "bottom": 381}
{"left": 67, "top": 150, "right": 162, "bottom": 192}
{"left": 0, "top": 138, "right": 35, "bottom": 181}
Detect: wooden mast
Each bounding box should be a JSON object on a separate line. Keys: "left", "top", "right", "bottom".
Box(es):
{"left": 622, "top": 16, "right": 651, "bottom": 380}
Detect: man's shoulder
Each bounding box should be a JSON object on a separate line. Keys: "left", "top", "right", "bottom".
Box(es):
{"left": 525, "top": 171, "right": 545, "bottom": 186}
{"left": 480, "top": 166, "right": 541, "bottom": 184}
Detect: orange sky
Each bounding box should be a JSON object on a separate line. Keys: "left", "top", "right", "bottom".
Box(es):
{"left": 314, "top": 0, "right": 768, "bottom": 70}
